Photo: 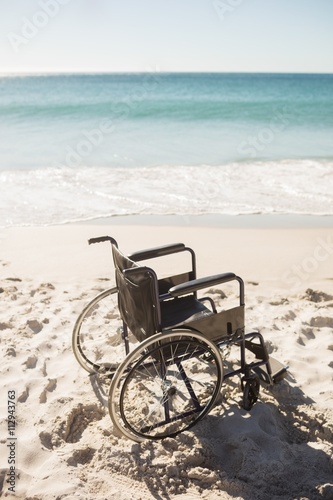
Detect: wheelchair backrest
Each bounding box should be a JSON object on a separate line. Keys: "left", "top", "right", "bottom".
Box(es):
{"left": 112, "top": 245, "right": 160, "bottom": 341}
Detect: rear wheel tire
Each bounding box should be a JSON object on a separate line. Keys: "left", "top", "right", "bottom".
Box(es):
{"left": 108, "top": 330, "right": 224, "bottom": 441}
{"left": 72, "top": 287, "right": 138, "bottom": 375}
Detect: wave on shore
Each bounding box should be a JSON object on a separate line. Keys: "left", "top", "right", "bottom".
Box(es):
{"left": 1, "top": 159, "right": 332, "bottom": 227}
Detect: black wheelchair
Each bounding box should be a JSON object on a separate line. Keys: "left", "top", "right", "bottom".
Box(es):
{"left": 72, "top": 236, "right": 287, "bottom": 442}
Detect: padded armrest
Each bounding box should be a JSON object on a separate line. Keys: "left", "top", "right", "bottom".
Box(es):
{"left": 128, "top": 243, "right": 186, "bottom": 262}
{"left": 169, "top": 273, "right": 237, "bottom": 297}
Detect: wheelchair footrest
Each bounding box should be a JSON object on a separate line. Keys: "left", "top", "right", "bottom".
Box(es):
{"left": 253, "top": 357, "right": 288, "bottom": 386}
{"left": 270, "top": 357, "right": 288, "bottom": 383}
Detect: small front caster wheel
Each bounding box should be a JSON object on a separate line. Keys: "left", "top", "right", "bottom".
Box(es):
{"left": 242, "top": 377, "right": 260, "bottom": 411}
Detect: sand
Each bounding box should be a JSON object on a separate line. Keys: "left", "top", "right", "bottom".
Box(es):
{"left": 0, "top": 216, "right": 332, "bottom": 499}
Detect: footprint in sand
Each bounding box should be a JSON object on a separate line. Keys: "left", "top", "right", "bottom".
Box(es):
{"left": 24, "top": 355, "right": 38, "bottom": 369}
{"left": 5, "top": 347, "right": 16, "bottom": 357}
{"left": 39, "top": 403, "right": 104, "bottom": 449}
{"left": 309, "top": 316, "right": 333, "bottom": 328}
{"left": 39, "top": 378, "right": 57, "bottom": 403}
{"left": 59, "top": 403, "right": 104, "bottom": 444}
{"left": 0, "top": 322, "right": 14, "bottom": 331}
{"left": 18, "top": 387, "right": 29, "bottom": 403}
{"left": 67, "top": 447, "right": 96, "bottom": 466}
{"left": 282, "top": 310, "right": 297, "bottom": 321}
{"left": 296, "top": 336, "right": 305, "bottom": 346}
{"left": 39, "top": 431, "right": 53, "bottom": 449}
{"left": 300, "top": 327, "right": 315, "bottom": 340}
{"left": 27, "top": 319, "right": 43, "bottom": 334}
{"left": 304, "top": 288, "right": 333, "bottom": 302}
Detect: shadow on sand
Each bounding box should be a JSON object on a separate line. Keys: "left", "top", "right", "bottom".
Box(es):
{"left": 88, "top": 370, "right": 332, "bottom": 500}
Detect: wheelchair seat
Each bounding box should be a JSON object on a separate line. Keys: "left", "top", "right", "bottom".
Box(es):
{"left": 160, "top": 295, "right": 214, "bottom": 329}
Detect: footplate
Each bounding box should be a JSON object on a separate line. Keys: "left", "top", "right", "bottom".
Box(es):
{"left": 253, "top": 356, "right": 288, "bottom": 386}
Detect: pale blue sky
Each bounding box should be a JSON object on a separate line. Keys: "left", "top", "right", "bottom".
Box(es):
{"left": 0, "top": 0, "right": 332, "bottom": 74}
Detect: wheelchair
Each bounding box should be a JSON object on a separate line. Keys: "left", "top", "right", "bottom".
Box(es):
{"left": 72, "top": 236, "right": 287, "bottom": 442}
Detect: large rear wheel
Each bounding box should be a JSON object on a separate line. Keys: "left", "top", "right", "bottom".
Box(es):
{"left": 108, "top": 330, "right": 224, "bottom": 441}
{"left": 72, "top": 287, "right": 138, "bottom": 375}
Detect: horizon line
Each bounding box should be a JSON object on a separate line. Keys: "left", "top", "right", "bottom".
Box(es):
{"left": 1, "top": 70, "right": 333, "bottom": 76}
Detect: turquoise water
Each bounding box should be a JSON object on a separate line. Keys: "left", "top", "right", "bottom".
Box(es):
{"left": 0, "top": 73, "right": 332, "bottom": 225}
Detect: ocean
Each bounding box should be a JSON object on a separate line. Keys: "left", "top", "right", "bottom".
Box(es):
{"left": 0, "top": 72, "right": 332, "bottom": 227}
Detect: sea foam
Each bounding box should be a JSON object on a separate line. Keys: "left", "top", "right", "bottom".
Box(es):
{"left": 1, "top": 159, "right": 332, "bottom": 227}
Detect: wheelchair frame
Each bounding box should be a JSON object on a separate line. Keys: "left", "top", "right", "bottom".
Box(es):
{"left": 72, "top": 236, "right": 287, "bottom": 442}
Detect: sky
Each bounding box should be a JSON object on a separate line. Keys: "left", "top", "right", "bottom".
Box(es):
{"left": 0, "top": 0, "right": 332, "bottom": 74}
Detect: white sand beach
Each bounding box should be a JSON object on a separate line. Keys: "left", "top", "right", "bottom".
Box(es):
{"left": 0, "top": 216, "right": 333, "bottom": 499}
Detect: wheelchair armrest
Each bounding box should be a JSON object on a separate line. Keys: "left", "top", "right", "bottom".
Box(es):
{"left": 128, "top": 243, "right": 186, "bottom": 262}
{"left": 169, "top": 273, "right": 237, "bottom": 297}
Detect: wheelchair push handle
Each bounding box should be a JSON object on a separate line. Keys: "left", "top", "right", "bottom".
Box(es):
{"left": 88, "top": 236, "right": 118, "bottom": 247}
